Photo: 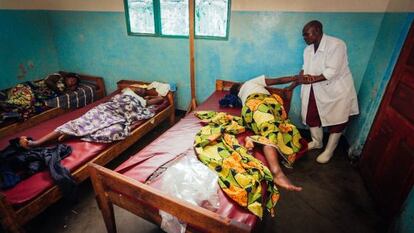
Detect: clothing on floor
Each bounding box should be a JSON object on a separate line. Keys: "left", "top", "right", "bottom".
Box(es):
{"left": 0, "top": 138, "right": 76, "bottom": 198}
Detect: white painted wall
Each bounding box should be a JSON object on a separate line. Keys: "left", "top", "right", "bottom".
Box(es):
{"left": 1, "top": 0, "right": 413, "bottom": 12}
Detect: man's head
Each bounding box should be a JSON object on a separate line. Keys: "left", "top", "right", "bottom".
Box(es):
{"left": 302, "top": 20, "right": 323, "bottom": 45}
{"left": 64, "top": 73, "right": 80, "bottom": 89}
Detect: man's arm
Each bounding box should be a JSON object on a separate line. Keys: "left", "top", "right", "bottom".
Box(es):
{"left": 145, "top": 96, "right": 164, "bottom": 105}
{"left": 265, "top": 76, "right": 298, "bottom": 86}
{"left": 298, "top": 74, "right": 327, "bottom": 84}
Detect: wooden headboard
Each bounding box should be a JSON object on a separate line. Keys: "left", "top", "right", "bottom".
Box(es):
{"left": 215, "top": 79, "right": 298, "bottom": 113}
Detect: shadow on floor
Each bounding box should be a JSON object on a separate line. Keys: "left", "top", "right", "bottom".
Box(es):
{"left": 21, "top": 115, "right": 384, "bottom": 233}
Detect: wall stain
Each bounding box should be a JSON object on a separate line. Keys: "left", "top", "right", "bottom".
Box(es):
{"left": 17, "top": 63, "right": 27, "bottom": 80}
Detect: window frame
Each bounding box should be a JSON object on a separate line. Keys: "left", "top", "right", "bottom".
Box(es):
{"left": 123, "top": 0, "right": 231, "bottom": 40}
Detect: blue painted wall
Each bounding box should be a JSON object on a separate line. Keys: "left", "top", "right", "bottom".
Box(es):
{"left": 346, "top": 13, "right": 414, "bottom": 156}
{"left": 0, "top": 10, "right": 59, "bottom": 89}
{"left": 48, "top": 11, "right": 190, "bottom": 111}
{"left": 46, "top": 11, "right": 385, "bottom": 115}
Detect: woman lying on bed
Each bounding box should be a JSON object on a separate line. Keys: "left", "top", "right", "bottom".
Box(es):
{"left": 19, "top": 86, "right": 164, "bottom": 148}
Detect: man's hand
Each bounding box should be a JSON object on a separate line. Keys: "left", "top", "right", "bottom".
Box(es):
{"left": 297, "top": 74, "right": 326, "bottom": 84}
{"left": 297, "top": 74, "right": 315, "bottom": 84}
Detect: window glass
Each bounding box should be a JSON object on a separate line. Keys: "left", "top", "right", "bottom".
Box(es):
{"left": 128, "top": 0, "right": 155, "bottom": 34}
{"left": 195, "top": 0, "right": 229, "bottom": 37}
{"left": 124, "top": 0, "right": 230, "bottom": 39}
{"left": 160, "top": 0, "right": 189, "bottom": 36}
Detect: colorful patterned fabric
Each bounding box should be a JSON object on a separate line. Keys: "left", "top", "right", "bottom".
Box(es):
{"left": 5, "top": 83, "right": 36, "bottom": 120}
{"left": 241, "top": 93, "right": 302, "bottom": 168}
{"left": 56, "top": 93, "right": 155, "bottom": 143}
{"left": 6, "top": 84, "right": 35, "bottom": 107}
{"left": 194, "top": 111, "right": 279, "bottom": 218}
{"left": 44, "top": 82, "right": 97, "bottom": 109}
{"left": 31, "top": 80, "right": 57, "bottom": 101}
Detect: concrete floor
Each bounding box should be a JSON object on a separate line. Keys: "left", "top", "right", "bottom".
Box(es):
{"left": 20, "top": 115, "right": 384, "bottom": 233}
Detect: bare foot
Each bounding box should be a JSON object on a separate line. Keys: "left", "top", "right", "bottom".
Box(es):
{"left": 19, "top": 136, "right": 32, "bottom": 149}
{"left": 274, "top": 173, "right": 302, "bottom": 191}
{"left": 245, "top": 137, "right": 254, "bottom": 150}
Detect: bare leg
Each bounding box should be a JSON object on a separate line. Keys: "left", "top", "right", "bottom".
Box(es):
{"left": 20, "top": 131, "right": 69, "bottom": 148}
{"left": 263, "top": 145, "right": 302, "bottom": 191}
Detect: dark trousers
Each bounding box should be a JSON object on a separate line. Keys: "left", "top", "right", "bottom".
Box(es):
{"left": 306, "top": 86, "right": 347, "bottom": 133}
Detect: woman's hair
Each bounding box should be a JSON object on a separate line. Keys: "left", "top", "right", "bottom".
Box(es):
{"left": 230, "top": 83, "right": 241, "bottom": 95}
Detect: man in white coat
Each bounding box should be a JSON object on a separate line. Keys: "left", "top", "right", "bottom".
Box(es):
{"left": 298, "top": 20, "right": 359, "bottom": 163}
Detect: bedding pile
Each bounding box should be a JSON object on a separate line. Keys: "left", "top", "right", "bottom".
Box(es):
{"left": 193, "top": 92, "right": 303, "bottom": 218}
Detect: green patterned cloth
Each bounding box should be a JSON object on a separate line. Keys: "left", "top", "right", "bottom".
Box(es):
{"left": 241, "top": 93, "right": 302, "bottom": 168}
{"left": 194, "top": 111, "right": 279, "bottom": 218}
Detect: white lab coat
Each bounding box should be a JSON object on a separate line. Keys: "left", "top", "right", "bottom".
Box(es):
{"left": 301, "top": 34, "right": 359, "bottom": 126}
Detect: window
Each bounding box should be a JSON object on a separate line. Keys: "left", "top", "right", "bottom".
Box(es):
{"left": 124, "top": 0, "right": 231, "bottom": 39}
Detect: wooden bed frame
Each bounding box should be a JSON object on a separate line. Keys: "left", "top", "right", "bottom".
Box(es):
{"left": 87, "top": 79, "right": 297, "bottom": 233}
{"left": 0, "top": 72, "right": 106, "bottom": 139}
{"left": 0, "top": 80, "right": 175, "bottom": 233}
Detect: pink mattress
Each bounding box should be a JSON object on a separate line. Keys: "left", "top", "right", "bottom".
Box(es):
{"left": 115, "top": 91, "right": 262, "bottom": 231}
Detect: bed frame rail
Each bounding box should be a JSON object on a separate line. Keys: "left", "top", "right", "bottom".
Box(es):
{"left": 88, "top": 163, "right": 251, "bottom": 233}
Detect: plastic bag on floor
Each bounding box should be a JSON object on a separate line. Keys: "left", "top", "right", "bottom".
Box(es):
{"left": 158, "top": 155, "right": 220, "bottom": 233}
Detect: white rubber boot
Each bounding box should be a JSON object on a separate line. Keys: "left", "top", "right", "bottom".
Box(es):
{"left": 316, "top": 133, "right": 341, "bottom": 164}
{"left": 308, "top": 127, "right": 323, "bottom": 150}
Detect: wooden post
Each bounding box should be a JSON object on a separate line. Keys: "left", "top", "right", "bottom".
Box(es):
{"left": 88, "top": 164, "right": 117, "bottom": 233}
{"left": 186, "top": 0, "right": 197, "bottom": 114}
{"left": 0, "top": 194, "right": 24, "bottom": 233}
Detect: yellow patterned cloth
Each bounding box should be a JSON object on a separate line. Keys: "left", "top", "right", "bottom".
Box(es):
{"left": 241, "top": 93, "right": 302, "bottom": 168}
{"left": 194, "top": 111, "right": 279, "bottom": 218}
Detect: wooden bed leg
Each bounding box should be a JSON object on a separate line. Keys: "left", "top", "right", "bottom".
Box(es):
{"left": 88, "top": 164, "right": 117, "bottom": 233}
{"left": 167, "top": 92, "right": 175, "bottom": 126}
{"left": 0, "top": 194, "right": 24, "bottom": 233}
{"left": 169, "top": 113, "right": 175, "bottom": 126}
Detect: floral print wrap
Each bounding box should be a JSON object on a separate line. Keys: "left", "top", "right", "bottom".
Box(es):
{"left": 56, "top": 93, "right": 155, "bottom": 143}
{"left": 241, "top": 93, "right": 302, "bottom": 168}
{"left": 194, "top": 111, "right": 279, "bottom": 218}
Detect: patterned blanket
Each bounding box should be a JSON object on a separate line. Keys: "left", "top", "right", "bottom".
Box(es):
{"left": 242, "top": 93, "right": 302, "bottom": 168}
{"left": 44, "top": 82, "right": 97, "bottom": 109}
{"left": 193, "top": 93, "right": 303, "bottom": 218}
{"left": 194, "top": 111, "right": 279, "bottom": 218}
{"left": 56, "top": 93, "right": 155, "bottom": 143}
